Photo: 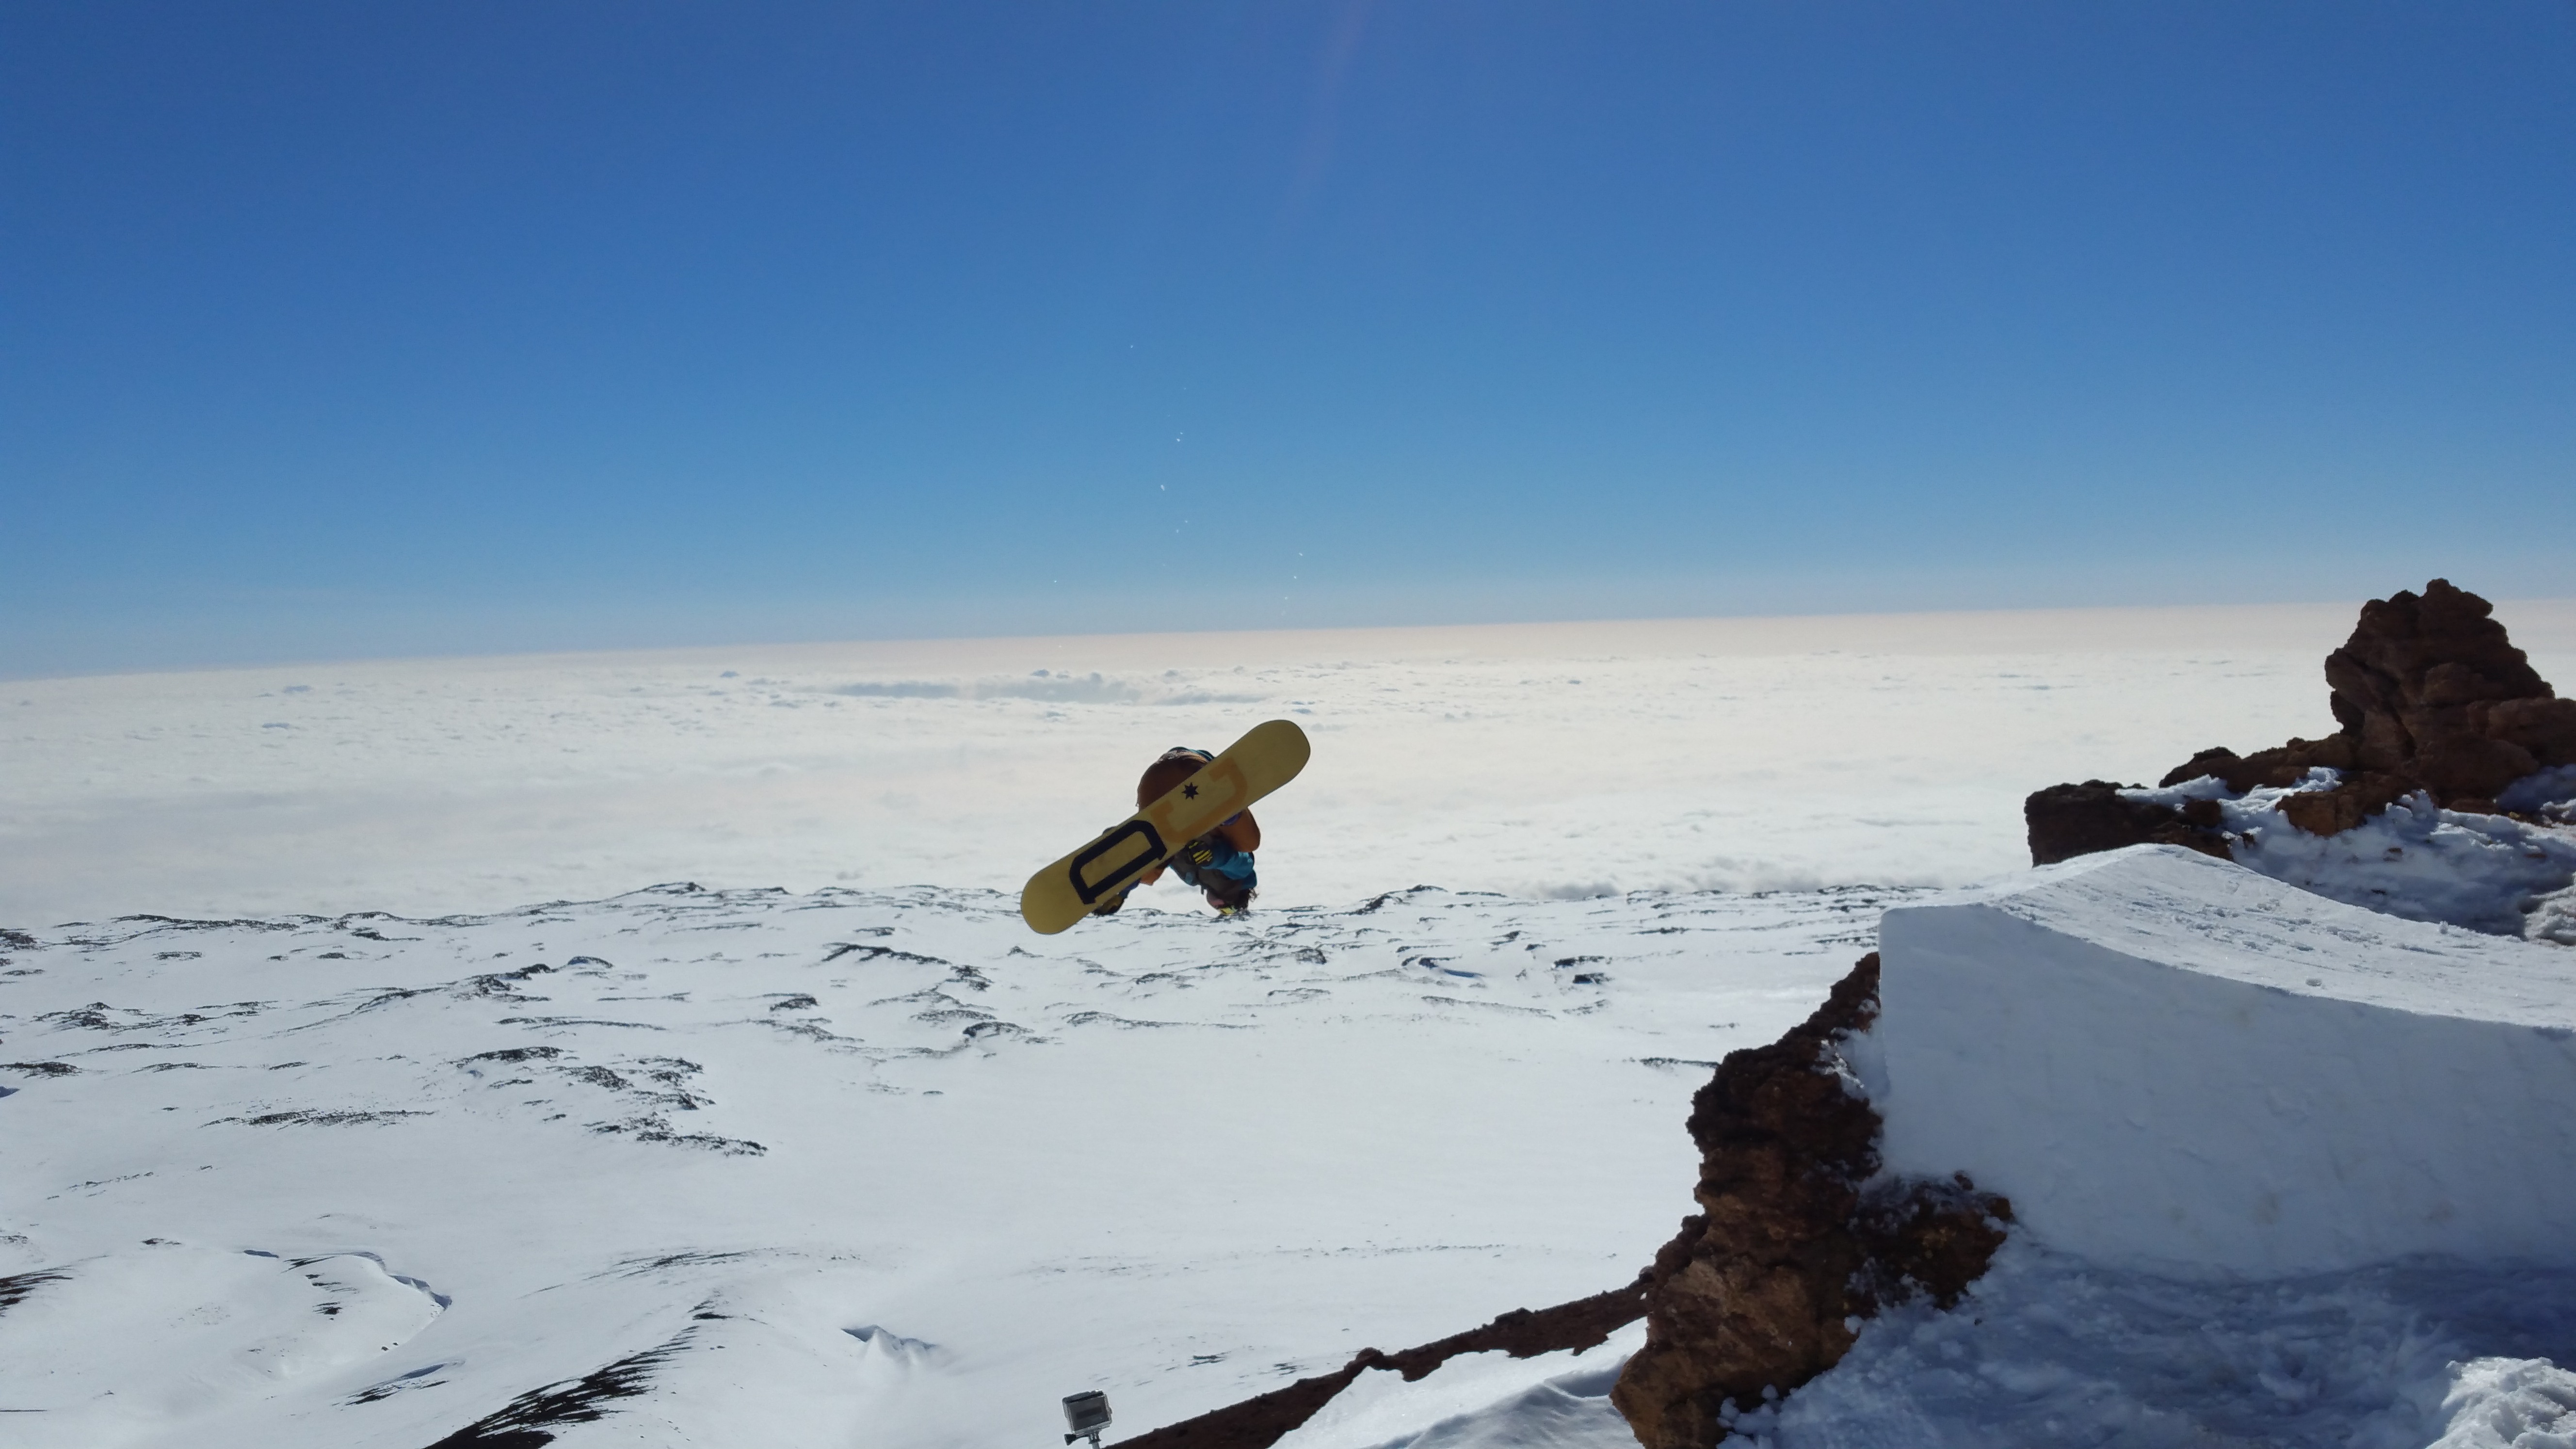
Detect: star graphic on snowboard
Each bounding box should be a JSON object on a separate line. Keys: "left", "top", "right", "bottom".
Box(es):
{"left": 1182, "top": 783, "right": 1199, "bottom": 799}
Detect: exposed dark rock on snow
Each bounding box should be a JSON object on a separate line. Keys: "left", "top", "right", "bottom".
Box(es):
{"left": 1610, "top": 954, "right": 2011, "bottom": 1449}
{"left": 213, "top": 1109, "right": 432, "bottom": 1127}
{"left": 2027, "top": 580, "right": 2576, "bottom": 864}
{"left": 2325, "top": 580, "right": 2576, "bottom": 801}
{"left": 421, "top": 1319, "right": 700, "bottom": 1448}
{"left": 1118, "top": 1282, "right": 1652, "bottom": 1449}
{"left": 0, "top": 1269, "right": 68, "bottom": 1314}
{"left": 2024, "top": 780, "right": 2231, "bottom": 868}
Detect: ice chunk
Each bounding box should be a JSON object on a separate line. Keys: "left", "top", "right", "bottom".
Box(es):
{"left": 2430, "top": 1357, "right": 2576, "bottom": 1449}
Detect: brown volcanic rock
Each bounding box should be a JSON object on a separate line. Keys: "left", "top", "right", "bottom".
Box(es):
{"left": 1111, "top": 1358, "right": 1377, "bottom": 1449}
{"left": 2027, "top": 581, "right": 2576, "bottom": 863}
{"left": 2026, "top": 780, "right": 2232, "bottom": 868}
{"left": 2321, "top": 580, "right": 2576, "bottom": 802}
{"left": 1117, "top": 1283, "right": 1651, "bottom": 1449}
{"left": 2485, "top": 695, "right": 2576, "bottom": 769}
{"left": 1610, "top": 954, "right": 2011, "bottom": 1449}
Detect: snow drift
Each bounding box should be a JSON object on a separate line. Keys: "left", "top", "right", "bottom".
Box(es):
{"left": 1874, "top": 844, "right": 2576, "bottom": 1277}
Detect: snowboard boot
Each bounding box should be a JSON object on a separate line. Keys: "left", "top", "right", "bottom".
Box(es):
{"left": 1171, "top": 837, "right": 1255, "bottom": 916}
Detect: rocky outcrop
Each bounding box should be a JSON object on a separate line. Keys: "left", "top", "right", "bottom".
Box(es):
{"left": 2315, "top": 579, "right": 2576, "bottom": 810}
{"left": 1117, "top": 1281, "right": 1650, "bottom": 1449}
{"left": 1610, "top": 954, "right": 2012, "bottom": 1449}
{"left": 2027, "top": 581, "right": 2576, "bottom": 864}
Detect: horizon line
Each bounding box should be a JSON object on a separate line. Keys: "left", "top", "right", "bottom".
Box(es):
{"left": 19, "top": 588, "right": 2576, "bottom": 687}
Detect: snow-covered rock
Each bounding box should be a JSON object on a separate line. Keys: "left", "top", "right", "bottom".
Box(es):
{"left": 1873, "top": 845, "right": 2576, "bottom": 1277}
{"left": 2121, "top": 769, "right": 2576, "bottom": 940}
{"left": 1610, "top": 951, "right": 2011, "bottom": 1449}
{"left": 2023, "top": 581, "right": 2576, "bottom": 945}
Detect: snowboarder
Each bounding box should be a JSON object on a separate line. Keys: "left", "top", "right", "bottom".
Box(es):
{"left": 1095, "top": 746, "right": 1261, "bottom": 916}
{"left": 1020, "top": 721, "right": 1306, "bottom": 933}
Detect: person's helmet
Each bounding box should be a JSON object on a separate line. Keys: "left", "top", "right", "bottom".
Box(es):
{"left": 1136, "top": 746, "right": 1215, "bottom": 807}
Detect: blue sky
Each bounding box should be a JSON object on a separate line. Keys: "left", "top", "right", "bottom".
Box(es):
{"left": 6, "top": 1, "right": 2572, "bottom": 675}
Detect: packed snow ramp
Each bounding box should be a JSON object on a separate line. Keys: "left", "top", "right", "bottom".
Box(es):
{"left": 1874, "top": 844, "right": 2576, "bottom": 1277}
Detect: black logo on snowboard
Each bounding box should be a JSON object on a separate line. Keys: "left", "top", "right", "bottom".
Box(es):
{"left": 1069, "top": 820, "right": 1168, "bottom": 904}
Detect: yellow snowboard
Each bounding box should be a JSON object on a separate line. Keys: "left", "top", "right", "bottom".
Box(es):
{"left": 1019, "top": 719, "right": 1312, "bottom": 934}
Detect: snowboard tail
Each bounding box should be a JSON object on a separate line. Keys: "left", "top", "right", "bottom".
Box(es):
{"left": 1019, "top": 719, "right": 1310, "bottom": 934}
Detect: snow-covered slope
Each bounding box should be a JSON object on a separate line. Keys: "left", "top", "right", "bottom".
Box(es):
{"left": 10, "top": 863, "right": 2576, "bottom": 1449}
{"left": 1874, "top": 845, "right": 2576, "bottom": 1276}
{"left": 0, "top": 882, "right": 1895, "bottom": 1449}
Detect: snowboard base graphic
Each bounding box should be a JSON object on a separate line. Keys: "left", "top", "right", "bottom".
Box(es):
{"left": 1019, "top": 719, "right": 1311, "bottom": 934}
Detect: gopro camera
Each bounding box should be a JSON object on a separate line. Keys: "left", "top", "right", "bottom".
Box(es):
{"left": 1062, "top": 1389, "right": 1112, "bottom": 1446}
